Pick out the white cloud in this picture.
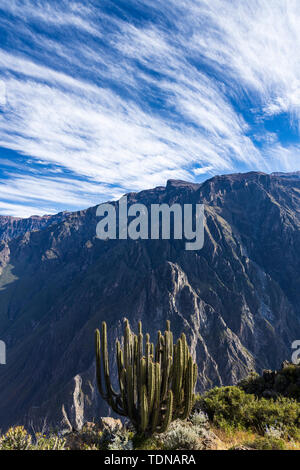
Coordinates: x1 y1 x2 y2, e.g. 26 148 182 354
0 200 53 217
163 0 300 124
193 166 214 176
0 68 261 194
1 0 100 36
0 79 6 106
263 143 300 173
0 173 125 217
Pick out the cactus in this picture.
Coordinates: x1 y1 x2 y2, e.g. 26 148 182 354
95 319 198 435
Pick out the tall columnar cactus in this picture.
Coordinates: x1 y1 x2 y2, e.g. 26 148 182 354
95 319 198 434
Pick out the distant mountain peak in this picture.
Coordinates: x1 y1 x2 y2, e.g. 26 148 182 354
166 179 201 190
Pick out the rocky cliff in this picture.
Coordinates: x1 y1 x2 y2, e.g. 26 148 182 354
0 212 68 242
0 171 300 430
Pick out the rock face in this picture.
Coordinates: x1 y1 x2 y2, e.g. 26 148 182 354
0 171 300 430
99 417 123 433
0 213 68 242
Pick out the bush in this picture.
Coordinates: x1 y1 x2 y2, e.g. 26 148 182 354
107 430 133 451
132 434 161 450
162 421 203 450
198 386 300 439
0 427 32 450
0 426 66 450
246 436 287 450
190 411 209 428
239 363 300 401
33 433 66 450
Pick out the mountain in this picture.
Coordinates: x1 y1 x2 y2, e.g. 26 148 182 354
0 212 69 242
272 171 300 180
0 171 300 431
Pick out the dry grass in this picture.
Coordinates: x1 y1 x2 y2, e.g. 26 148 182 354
211 426 256 449
285 441 300 451
211 426 300 450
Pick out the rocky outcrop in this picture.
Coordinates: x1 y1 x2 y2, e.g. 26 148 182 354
0 171 300 430
98 417 123 433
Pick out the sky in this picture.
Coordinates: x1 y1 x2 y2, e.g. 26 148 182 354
0 0 300 217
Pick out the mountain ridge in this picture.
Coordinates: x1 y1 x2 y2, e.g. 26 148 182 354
0 212 70 242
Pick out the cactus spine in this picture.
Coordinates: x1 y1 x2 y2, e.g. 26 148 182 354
95 319 197 434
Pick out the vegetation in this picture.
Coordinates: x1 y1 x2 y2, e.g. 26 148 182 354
159 416 209 450
243 435 287 450
95 319 197 435
1 391 300 450
239 362 300 400
0 426 66 450
198 385 300 440
1 359 300 450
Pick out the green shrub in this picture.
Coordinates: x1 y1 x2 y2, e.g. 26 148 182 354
190 411 209 428
0 427 32 450
239 363 300 400
198 386 300 439
132 433 161 450
239 372 266 395
0 426 66 450
247 436 287 450
33 433 66 450
107 430 133 450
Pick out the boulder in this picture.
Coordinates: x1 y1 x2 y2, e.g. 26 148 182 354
98 417 123 433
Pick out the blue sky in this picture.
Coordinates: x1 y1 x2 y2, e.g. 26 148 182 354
0 0 300 217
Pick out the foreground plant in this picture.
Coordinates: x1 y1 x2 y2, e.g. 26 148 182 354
0 426 31 450
95 319 198 435
0 426 66 450
198 386 300 439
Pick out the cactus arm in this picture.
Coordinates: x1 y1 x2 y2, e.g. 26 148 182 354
101 322 119 398
126 364 135 422
182 356 194 418
161 354 172 402
95 329 107 399
148 360 155 415
173 338 184 409
193 362 198 389
151 362 161 433
158 390 173 433
140 385 149 433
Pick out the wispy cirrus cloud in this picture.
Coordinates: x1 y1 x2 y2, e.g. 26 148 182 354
0 0 299 216
163 0 300 123
0 173 124 217
0 0 100 36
